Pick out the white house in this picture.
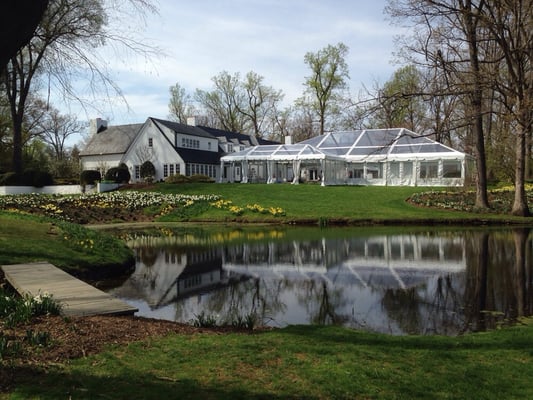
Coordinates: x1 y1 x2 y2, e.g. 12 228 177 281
220 128 475 187
79 117 278 182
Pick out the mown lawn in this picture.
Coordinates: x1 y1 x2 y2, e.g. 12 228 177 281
6 322 533 399
1 184 532 399
155 183 532 224
0 212 133 276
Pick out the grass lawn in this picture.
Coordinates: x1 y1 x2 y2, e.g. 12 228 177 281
7 322 533 399
1 184 532 399
0 212 133 276
154 183 533 224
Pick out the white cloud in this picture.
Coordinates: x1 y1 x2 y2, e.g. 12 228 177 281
52 0 401 129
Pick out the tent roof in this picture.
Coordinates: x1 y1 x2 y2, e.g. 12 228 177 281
301 129 464 159
221 128 467 163
221 143 345 162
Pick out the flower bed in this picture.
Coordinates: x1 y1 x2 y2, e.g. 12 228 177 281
408 185 533 214
0 191 286 224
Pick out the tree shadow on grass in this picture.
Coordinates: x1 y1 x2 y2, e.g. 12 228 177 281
6 364 314 400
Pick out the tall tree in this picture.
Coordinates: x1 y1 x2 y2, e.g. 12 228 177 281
3 0 156 175
195 71 247 133
168 82 195 124
483 0 532 216
37 107 85 161
194 70 284 137
303 42 350 136
237 71 284 138
370 65 428 131
386 0 491 209
4 0 106 174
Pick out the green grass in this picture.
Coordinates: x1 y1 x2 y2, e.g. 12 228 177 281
6 321 533 399
1 184 532 399
155 183 532 224
0 212 133 276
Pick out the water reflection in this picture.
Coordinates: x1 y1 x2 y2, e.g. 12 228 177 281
106 227 532 335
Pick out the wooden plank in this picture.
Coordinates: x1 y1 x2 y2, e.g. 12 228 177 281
1 261 138 317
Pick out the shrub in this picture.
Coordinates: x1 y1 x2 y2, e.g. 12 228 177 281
165 174 190 184
0 172 18 185
80 170 101 185
105 165 131 183
140 161 155 182
0 170 53 187
25 169 54 187
189 174 215 183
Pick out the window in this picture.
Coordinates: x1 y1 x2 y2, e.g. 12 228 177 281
366 163 382 179
134 165 140 179
169 164 174 175
353 165 364 179
420 161 439 179
148 138 153 147
227 143 233 152
163 164 168 178
208 142 211 150
182 137 200 149
443 161 461 178
176 164 180 174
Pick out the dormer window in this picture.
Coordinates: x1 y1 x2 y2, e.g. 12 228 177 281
227 143 233 152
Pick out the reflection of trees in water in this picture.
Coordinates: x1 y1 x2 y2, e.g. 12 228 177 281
380 276 465 335
121 227 532 334
200 276 290 326
510 229 533 318
463 228 532 332
381 287 422 335
135 246 159 268
295 279 349 326
432 275 464 334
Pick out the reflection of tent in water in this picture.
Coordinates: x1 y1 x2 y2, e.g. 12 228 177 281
223 235 466 290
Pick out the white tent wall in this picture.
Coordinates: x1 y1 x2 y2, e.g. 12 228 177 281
219 129 473 187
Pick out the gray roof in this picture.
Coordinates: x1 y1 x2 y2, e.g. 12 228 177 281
151 118 216 139
80 124 143 156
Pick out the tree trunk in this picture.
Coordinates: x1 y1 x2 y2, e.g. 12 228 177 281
511 116 530 216
473 104 490 209
11 115 23 174
463 1 489 209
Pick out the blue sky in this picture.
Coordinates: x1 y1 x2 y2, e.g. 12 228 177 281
54 0 403 130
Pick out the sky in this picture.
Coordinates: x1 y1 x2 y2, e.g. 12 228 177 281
53 0 404 133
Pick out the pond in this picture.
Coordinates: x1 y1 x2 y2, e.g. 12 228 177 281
103 225 533 335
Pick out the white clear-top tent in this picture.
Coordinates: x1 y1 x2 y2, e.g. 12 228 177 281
220 128 474 186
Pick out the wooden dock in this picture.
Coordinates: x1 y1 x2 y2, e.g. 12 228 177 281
1 262 138 317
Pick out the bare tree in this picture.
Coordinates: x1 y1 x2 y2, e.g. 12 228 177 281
482 0 532 216
195 71 247 133
237 71 284 138
3 0 157 175
37 106 85 160
386 0 492 208
194 70 285 137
